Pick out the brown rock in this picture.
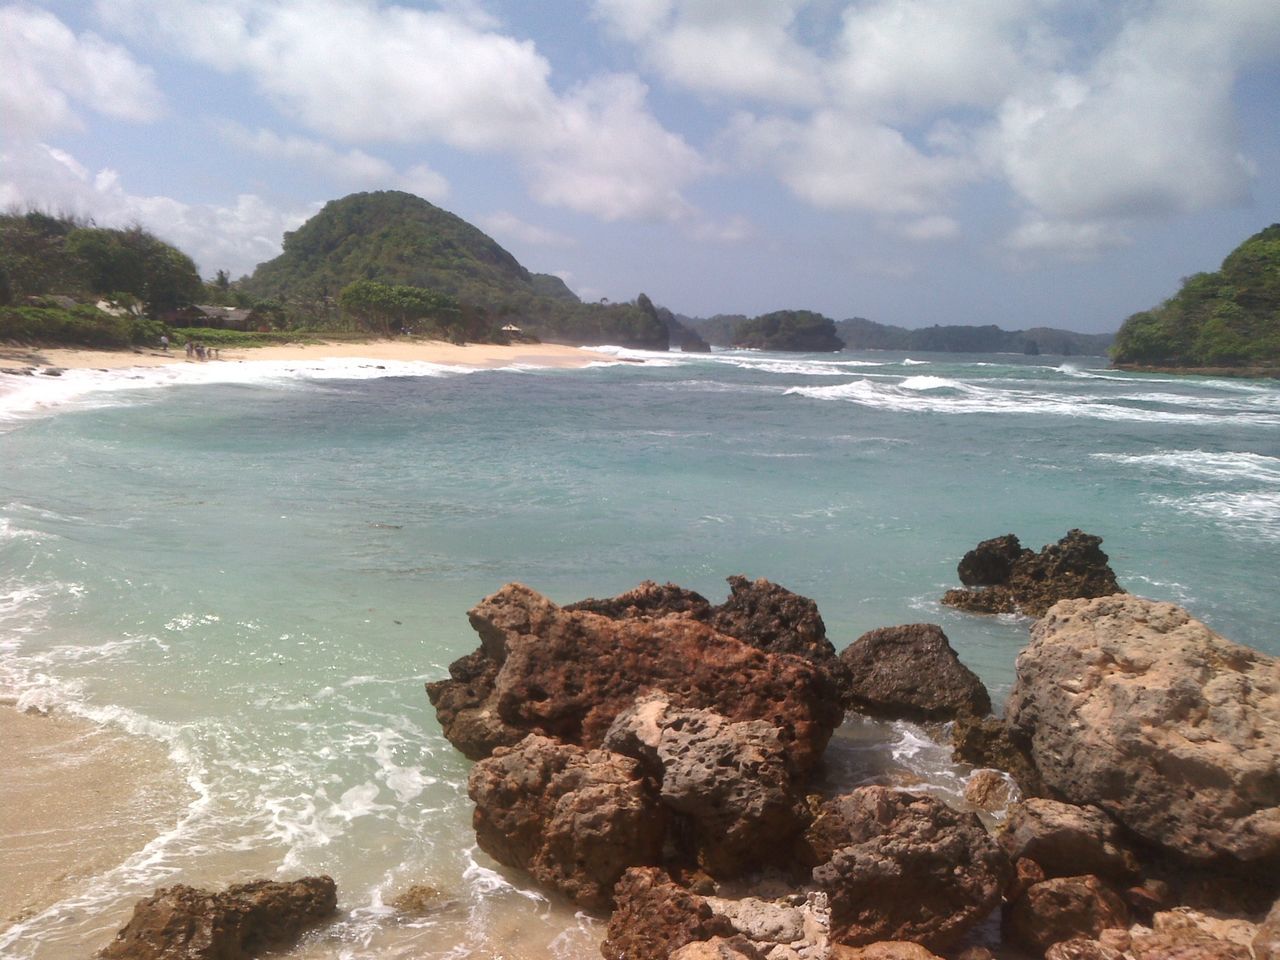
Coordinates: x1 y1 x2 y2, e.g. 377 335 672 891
950 714 1046 797
998 799 1139 882
831 942 942 959
1044 939 1124 960
467 734 664 911
709 575 839 671
424 649 522 760
942 529 1123 618
1009 857 1047 902
435 583 843 774
566 580 713 620
602 867 737 960
1003 875 1129 956
964 769 1015 811
800 786 1011 952
669 936 766 960
1005 595 1280 870
1129 927 1253 960
602 694 809 877
97 876 337 960
839 623 991 721
1255 898 1280 960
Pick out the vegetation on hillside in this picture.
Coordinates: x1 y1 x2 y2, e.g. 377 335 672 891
1111 224 1280 367
836 318 1113 356
732 310 844 352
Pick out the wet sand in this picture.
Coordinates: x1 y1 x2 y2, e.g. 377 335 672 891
0 338 612 373
0 706 192 938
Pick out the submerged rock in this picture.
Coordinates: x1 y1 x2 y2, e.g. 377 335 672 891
950 714 1046 798
799 786 1011 952
942 530 1123 617
1006 595 1280 871
97 876 336 960
839 622 990 721
467 734 664 911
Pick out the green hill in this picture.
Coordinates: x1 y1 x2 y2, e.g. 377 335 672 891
1112 224 1280 369
734 310 844 351
835 317 1113 356
241 191 667 348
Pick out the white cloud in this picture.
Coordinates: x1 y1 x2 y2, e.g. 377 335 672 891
1003 217 1133 259
94 0 704 222
728 109 968 215
478 211 576 249
0 141 309 278
894 215 960 241
219 123 449 200
689 214 756 243
0 5 162 138
828 0 1048 117
595 0 823 106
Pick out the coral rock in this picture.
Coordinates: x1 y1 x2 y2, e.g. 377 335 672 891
1003 875 1129 956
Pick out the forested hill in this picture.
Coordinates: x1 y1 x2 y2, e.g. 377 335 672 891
241 191 668 348
242 191 565 309
1111 224 1280 369
835 318 1114 356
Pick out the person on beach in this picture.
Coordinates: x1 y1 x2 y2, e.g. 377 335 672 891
185 340 194 358
195 343 206 361
160 334 169 353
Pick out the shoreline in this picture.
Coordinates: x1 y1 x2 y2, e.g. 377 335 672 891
0 705 193 943
1112 361 1280 379
0 338 615 375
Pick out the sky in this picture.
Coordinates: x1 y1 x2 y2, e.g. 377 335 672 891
2 1 1279 333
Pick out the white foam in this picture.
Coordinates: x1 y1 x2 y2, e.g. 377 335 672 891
1093 450 1280 484
899 375 970 392
901 358 930 365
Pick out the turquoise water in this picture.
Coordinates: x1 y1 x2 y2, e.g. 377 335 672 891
1 349 1277 958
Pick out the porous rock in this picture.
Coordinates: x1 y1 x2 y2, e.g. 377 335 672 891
998 799 1138 882
839 623 990 721
1044 939 1124 960
467 734 663 911
830 943 942 959
603 694 810 877
97 876 337 960
565 579 713 620
942 529 1123 617
963 769 1016 812
424 649 523 760
602 867 737 960
433 584 843 775
799 786 1011 952
709 575 841 675
1006 595 1280 869
1003 875 1129 956
670 936 767 960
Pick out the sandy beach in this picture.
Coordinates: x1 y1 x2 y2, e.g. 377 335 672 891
0 338 613 374
0 706 192 938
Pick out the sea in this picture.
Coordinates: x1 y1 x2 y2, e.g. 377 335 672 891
1 348 1277 959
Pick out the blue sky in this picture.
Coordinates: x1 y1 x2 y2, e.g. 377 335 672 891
2 0 1279 333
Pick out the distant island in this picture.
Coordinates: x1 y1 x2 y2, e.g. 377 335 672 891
1111 223 1280 374
3 190 1119 357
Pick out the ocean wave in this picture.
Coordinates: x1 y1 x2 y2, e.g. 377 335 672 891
901 358 930 365
1151 490 1280 541
784 377 1280 425
1092 450 1280 484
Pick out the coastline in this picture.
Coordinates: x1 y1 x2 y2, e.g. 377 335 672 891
0 705 192 941
0 338 614 375
1112 361 1280 379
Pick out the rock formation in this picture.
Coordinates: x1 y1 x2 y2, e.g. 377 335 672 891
998 799 1138 883
949 714 1046 798
1006 595 1280 871
1003 875 1129 955
798 787 1011 952
942 530 1123 617
602 867 739 960
602 694 810 876
467 734 664 911
428 582 844 775
97 876 336 960
839 623 990 721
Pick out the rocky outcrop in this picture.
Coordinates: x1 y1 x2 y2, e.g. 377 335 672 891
565 580 713 620
467 734 664 911
950 714 1046 798
942 530 1123 617
1003 875 1129 956
423 649 523 760
1005 595 1280 871
670 937 766 959
998 799 1138 883
430 583 843 775
799 787 1011 952
708 576 840 674
602 694 809 877
602 867 738 960
97 876 336 960
839 623 990 721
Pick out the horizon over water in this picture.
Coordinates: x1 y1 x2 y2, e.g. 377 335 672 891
1 347 1278 958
